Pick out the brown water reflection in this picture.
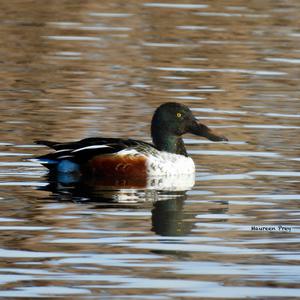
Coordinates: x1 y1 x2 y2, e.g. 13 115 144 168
0 0 300 299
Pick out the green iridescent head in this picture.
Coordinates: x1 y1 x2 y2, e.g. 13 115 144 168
151 102 228 155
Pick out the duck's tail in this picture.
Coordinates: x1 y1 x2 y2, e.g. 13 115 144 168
35 140 59 149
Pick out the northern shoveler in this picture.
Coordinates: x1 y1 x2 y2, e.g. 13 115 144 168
35 102 228 178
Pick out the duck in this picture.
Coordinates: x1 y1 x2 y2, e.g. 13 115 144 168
35 102 228 178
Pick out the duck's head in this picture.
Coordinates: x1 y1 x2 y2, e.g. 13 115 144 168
151 102 228 155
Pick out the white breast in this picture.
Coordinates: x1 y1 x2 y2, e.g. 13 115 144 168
146 173 195 191
146 152 195 176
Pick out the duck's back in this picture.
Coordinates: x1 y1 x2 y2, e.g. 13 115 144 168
35 137 194 177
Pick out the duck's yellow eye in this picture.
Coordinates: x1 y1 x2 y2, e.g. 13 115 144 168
176 112 182 118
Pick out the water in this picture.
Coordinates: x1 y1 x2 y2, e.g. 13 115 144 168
0 0 300 299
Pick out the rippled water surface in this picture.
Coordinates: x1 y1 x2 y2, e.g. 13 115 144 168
1 1 300 299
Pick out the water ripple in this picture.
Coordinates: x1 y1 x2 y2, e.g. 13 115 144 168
144 3 208 9
152 66 286 76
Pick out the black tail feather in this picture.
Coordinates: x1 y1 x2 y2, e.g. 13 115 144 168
35 140 60 149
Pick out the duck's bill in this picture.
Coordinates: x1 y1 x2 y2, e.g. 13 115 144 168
188 122 228 142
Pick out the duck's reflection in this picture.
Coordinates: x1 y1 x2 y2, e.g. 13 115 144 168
41 172 195 235
152 195 193 236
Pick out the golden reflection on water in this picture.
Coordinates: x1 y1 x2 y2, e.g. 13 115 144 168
0 0 300 298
